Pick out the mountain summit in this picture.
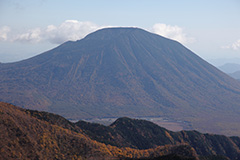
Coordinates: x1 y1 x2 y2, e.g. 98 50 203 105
1 27 240 135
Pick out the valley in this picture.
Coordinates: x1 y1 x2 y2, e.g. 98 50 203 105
77 116 192 131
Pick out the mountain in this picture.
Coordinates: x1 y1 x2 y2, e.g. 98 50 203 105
218 63 240 80
0 102 115 160
1 27 240 136
27 108 240 160
217 63 240 80
0 102 200 160
229 71 240 80
207 58 240 67
76 118 240 160
218 63 240 74
2 102 239 160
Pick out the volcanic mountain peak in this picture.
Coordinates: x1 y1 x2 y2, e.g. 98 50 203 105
84 27 141 40
1 27 240 136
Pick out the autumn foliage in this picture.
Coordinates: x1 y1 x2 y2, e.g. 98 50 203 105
0 102 198 160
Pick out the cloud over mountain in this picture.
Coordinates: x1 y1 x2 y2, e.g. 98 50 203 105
152 23 194 44
13 28 42 43
1 21 195 45
11 20 100 44
44 20 100 44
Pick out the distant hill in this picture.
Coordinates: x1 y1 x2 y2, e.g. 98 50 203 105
229 71 240 80
217 63 240 80
218 63 240 73
1 102 240 159
0 102 200 160
208 58 240 67
1 28 240 136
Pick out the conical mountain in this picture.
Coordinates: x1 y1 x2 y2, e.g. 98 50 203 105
1 27 240 135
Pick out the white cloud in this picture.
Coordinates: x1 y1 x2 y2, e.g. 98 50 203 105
152 23 194 44
10 20 101 44
44 20 100 44
13 28 42 43
1 22 195 45
222 39 240 50
0 26 11 41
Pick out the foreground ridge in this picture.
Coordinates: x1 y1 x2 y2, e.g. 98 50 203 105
1 102 240 160
0 102 198 160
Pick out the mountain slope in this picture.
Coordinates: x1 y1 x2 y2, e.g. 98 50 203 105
1 28 240 135
0 102 114 159
18 103 240 160
1 102 201 160
79 117 240 160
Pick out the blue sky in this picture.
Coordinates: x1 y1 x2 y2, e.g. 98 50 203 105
0 0 240 65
